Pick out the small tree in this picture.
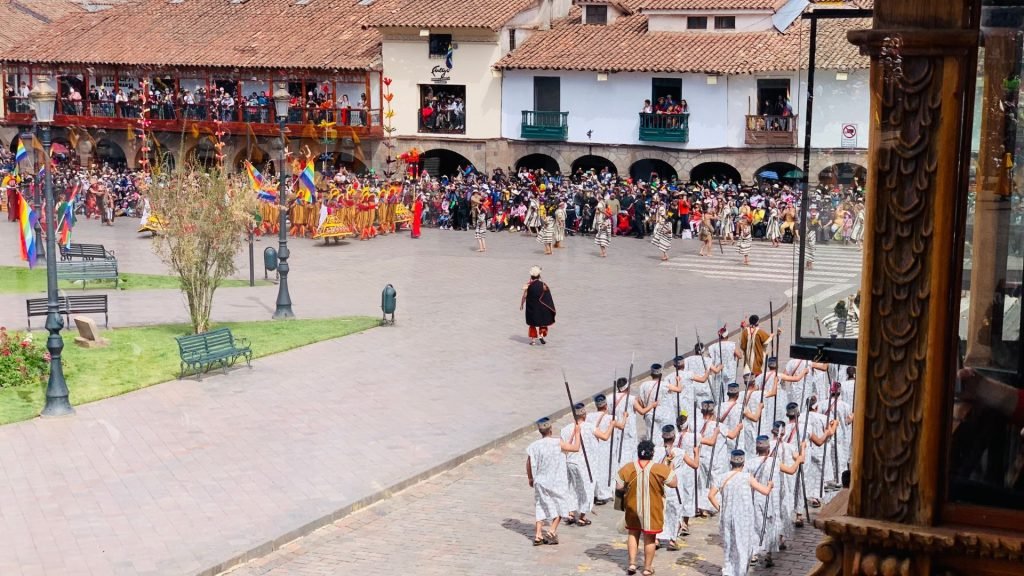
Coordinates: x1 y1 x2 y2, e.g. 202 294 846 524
146 165 256 334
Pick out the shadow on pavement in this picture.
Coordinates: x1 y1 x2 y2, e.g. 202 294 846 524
675 550 723 574
500 518 536 541
584 542 630 572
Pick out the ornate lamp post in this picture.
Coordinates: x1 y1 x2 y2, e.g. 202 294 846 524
272 84 294 319
30 76 73 417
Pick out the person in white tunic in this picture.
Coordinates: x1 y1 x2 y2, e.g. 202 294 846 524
740 371 777 456
709 450 773 576
651 205 673 261
818 384 852 495
561 402 613 527
761 357 809 428
663 354 720 430
803 396 839 509
653 420 700 549
634 364 676 442
593 200 611 257
525 196 542 232
553 202 567 248
586 393 620 505
698 400 742 515
674 411 701 533
770 420 803 550
718 382 747 453
611 377 637 475
709 336 738 397
537 214 555 255
525 417 580 545
745 435 803 568
831 382 855 477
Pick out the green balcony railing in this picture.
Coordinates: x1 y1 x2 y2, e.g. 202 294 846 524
521 110 568 140
638 112 689 143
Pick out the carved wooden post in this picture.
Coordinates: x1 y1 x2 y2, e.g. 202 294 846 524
812 1 982 574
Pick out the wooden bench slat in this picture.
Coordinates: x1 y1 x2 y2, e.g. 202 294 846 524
174 327 252 380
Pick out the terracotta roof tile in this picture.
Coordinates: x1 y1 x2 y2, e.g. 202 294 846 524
634 0 787 11
367 0 539 30
495 13 869 74
5 0 382 70
0 0 85 52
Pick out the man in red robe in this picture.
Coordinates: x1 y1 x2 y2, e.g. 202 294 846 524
411 192 423 239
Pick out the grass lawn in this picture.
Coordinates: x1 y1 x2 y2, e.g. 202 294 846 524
0 316 378 425
0 265 269 294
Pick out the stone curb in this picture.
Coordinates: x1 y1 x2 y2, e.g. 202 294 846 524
203 303 789 576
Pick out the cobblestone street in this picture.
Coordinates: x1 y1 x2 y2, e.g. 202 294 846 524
226 420 821 576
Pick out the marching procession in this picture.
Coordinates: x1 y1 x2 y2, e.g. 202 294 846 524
526 315 854 576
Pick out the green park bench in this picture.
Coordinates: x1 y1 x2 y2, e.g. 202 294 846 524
175 327 253 380
59 243 116 262
26 294 108 330
56 260 120 289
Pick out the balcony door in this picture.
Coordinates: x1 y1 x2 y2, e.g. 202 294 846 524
756 78 790 116
651 77 682 106
533 76 560 112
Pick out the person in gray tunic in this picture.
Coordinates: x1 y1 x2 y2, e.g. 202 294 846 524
526 417 580 546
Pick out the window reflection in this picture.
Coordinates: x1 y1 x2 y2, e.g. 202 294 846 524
952 3 1024 510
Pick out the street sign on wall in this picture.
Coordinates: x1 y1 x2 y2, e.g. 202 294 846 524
841 123 858 148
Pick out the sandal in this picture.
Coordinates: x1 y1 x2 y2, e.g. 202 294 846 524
577 517 592 526
678 525 690 537
533 537 544 546
642 569 655 576
566 516 577 526
627 566 637 575
666 540 680 551
543 531 559 545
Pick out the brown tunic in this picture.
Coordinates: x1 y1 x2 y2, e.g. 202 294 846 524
617 460 675 533
739 327 771 375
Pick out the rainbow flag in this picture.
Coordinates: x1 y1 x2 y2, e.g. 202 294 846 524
17 191 37 268
297 160 316 204
243 160 278 202
56 184 79 248
14 138 26 165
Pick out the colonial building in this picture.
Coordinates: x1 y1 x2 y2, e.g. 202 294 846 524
364 0 574 175
493 0 872 183
0 0 384 172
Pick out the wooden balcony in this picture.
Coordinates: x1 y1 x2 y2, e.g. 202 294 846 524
745 114 798 146
638 112 689 143
521 110 568 141
4 97 382 139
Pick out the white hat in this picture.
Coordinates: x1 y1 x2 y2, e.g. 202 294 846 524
529 266 542 277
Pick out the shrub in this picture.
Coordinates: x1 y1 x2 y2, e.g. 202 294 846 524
0 328 49 389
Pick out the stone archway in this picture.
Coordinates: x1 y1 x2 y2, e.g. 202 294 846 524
818 162 867 186
95 138 127 169
516 153 560 174
234 146 272 173
420 148 474 177
689 161 741 185
629 158 678 183
184 139 219 170
754 161 802 183
571 154 616 175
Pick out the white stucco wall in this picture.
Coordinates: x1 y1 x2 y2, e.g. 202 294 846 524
500 68 870 151
382 36 503 139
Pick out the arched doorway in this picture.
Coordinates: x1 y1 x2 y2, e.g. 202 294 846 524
94 139 127 169
419 148 473 177
629 159 678 183
689 162 741 185
234 146 272 173
571 155 616 176
818 162 866 186
185 139 218 170
516 153 560 175
135 147 175 172
754 161 802 182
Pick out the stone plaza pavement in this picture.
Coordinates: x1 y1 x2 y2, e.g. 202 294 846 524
225 418 822 576
0 218 808 575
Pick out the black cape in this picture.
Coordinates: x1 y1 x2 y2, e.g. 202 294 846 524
525 279 556 327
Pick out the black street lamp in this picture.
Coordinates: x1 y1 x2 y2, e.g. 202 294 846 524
30 76 73 417
272 83 294 319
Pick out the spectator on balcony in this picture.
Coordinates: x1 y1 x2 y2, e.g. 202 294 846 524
68 87 83 115
337 93 351 125
654 96 667 113
680 99 689 114
183 90 195 119
642 99 652 114
452 97 465 131
258 91 269 123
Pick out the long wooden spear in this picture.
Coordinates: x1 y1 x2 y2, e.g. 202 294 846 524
563 369 592 482
608 369 616 488
758 434 784 547
617 353 635 463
